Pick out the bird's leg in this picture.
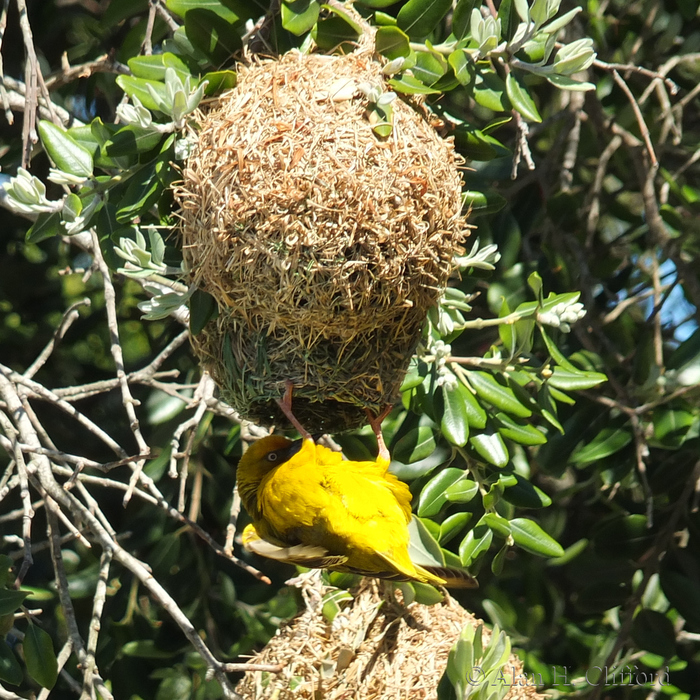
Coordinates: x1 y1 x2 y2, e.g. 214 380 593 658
365 405 393 463
276 380 313 440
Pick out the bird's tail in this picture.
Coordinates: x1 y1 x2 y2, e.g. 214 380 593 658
416 564 479 589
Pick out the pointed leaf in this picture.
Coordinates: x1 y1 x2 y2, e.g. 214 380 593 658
0 589 30 616
24 623 58 689
495 413 547 445
571 426 632 465
408 516 445 566
467 371 532 418
0 639 22 687
388 74 440 95
26 211 63 244
510 518 564 557
459 525 493 566
417 467 465 517
505 72 542 122
441 385 470 446
470 430 509 467
375 26 411 59
397 0 452 39
393 426 436 464
128 52 191 81
445 479 478 503
548 367 607 390
439 512 473 544
281 0 320 35
38 121 93 177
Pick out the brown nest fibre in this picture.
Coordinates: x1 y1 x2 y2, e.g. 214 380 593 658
177 46 468 432
235 578 545 700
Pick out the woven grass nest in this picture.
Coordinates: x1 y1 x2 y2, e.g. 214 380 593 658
235 578 544 700
177 42 469 432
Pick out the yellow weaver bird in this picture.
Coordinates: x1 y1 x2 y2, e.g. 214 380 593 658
237 386 476 588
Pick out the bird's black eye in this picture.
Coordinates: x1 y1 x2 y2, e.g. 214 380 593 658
266 452 278 462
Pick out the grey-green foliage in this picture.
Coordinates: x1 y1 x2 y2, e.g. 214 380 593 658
440 622 512 700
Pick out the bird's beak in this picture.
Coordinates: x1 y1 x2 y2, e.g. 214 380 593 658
283 438 304 461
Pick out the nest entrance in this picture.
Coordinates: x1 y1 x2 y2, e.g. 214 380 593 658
177 47 468 431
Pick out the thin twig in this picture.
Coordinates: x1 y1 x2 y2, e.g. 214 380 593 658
612 69 657 168
24 298 91 380
90 229 151 502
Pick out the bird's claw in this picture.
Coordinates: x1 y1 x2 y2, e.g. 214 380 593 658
276 381 313 440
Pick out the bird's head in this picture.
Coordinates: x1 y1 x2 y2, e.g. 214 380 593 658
236 435 304 516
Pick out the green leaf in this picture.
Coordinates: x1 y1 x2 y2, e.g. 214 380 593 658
441 385 469 446
24 623 58 689
376 26 411 59
321 589 353 622
571 426 632 466
439 512 473 545
412 582 445 605
539 326 580 372
631 610 677 659
115 154 172 223
393 426 436 464
412 51 446 85
466 371 532 418
448 50 476 87
202 70 237 95
105 125 163 158
505 72 542 122
117 75 168 112
417 467 465 517
545 73 595 91
472 70 511 112
495 413 547 445
548 367 607 391
185 9 241 64
128 52 192 81
312 14 360 51
122 640 181 658
660 570 700 630
0 589 30 616
480 512 511 537
459 525 493 566
388 74 440 95
510 518 564 557
452 0 477 40
0 639 22 687
281 0 320 35
189 289 218 335
26 211 63 244
469 429 509 467
444 479 478 503
38 121 93 177
408 516 445 566
652 406 694 446
455 382 487 428
389 445 450 480
462 189 507 214
167 0 241 22
397 0 452 39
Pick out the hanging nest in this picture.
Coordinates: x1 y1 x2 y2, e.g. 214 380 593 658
235 578 545 700
176 42 469 432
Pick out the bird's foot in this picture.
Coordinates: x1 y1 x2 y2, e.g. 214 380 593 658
365 405 393 463
276 380 313 440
